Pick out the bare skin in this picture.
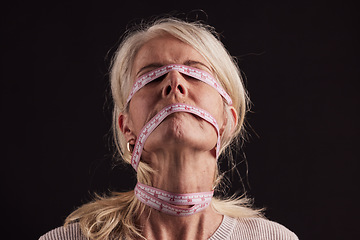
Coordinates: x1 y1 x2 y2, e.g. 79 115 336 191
119 35 237 240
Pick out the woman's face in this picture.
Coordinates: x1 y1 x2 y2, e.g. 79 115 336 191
121 35 229 157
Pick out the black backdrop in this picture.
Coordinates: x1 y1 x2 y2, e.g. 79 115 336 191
2 1 358 239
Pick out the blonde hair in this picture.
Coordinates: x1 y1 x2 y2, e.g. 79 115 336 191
65 17 262 239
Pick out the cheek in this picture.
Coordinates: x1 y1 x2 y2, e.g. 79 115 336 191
196 86 225 125
128 98 151 134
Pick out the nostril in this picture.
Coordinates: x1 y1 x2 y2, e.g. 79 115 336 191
177 85 184 94
165 85 172 95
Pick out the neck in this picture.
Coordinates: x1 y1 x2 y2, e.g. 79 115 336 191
136 147 222 239
143 146 217 193
138 202 223 240
135 140 223 239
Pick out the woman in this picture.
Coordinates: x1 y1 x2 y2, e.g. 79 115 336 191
40 17 298 240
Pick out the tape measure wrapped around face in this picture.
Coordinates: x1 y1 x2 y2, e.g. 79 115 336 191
124 64 232 216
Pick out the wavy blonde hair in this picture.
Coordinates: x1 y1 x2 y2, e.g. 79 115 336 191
65 17 262 239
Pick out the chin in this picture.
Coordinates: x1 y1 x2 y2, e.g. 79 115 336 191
146 114 217 152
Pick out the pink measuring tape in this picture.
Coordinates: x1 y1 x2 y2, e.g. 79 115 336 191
131 103 220 171
126 64 232 106
135 182 213 216
126 64 232 216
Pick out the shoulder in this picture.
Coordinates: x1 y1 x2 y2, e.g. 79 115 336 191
232 217 298 240
39 222 88 240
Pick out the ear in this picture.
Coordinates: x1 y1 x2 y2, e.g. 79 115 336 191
228 106 238 133
118 113 136 145
219 106 238 135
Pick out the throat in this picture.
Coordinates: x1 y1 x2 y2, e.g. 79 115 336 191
138 198 224 240
143 149 217 194
134 182 213 217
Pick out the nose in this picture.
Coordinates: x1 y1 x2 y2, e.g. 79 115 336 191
162 70 188 98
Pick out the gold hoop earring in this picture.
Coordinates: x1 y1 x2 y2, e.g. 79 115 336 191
127 142 134 153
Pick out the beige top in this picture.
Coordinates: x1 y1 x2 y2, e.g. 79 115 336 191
40 215 298 240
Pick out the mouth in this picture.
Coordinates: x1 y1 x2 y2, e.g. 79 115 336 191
145 103 200 124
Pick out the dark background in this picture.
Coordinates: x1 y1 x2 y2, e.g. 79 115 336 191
2 0 358 239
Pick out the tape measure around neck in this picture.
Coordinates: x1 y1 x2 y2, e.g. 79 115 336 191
135 182 213 216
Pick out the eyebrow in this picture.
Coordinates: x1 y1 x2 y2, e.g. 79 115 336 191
136 60 212 77
136 63 164 77
183 60 212 72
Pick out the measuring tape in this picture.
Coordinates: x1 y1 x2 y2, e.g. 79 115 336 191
135 182 213 216
125 64 232 216
127 64 232 106
131 103 220 171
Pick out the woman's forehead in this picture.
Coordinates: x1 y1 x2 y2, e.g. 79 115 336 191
132 36 211 78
